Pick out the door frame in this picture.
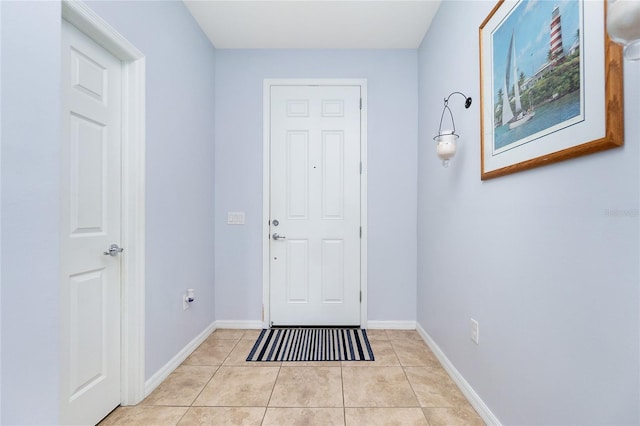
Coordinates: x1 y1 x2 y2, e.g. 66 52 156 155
61 0 146 408
262 78 368 328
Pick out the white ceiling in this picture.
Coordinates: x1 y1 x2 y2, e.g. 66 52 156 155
183 1 442 49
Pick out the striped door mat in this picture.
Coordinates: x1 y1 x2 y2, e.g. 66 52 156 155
246 328 374 362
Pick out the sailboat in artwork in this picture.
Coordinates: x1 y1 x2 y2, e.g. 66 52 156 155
501 31 534 129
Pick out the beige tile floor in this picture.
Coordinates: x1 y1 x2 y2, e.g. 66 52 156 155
101 329 485 426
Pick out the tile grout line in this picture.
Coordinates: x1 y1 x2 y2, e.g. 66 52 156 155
341 361 347 425
183 332 243 410
261 359 282 424
171 405 189 426
184 363 221 408
400 363 431 423
389 333 432 424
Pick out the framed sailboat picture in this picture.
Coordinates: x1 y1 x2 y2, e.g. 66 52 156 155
479 0 623 180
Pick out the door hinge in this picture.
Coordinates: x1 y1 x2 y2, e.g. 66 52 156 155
359 162 362 174
360 291 362 302
359 98 362 110
359 226 362 238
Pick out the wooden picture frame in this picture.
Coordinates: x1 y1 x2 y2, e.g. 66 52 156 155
479 0 624 180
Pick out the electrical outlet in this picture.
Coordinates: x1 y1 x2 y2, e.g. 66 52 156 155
183 294 190 310
183 289 195 310
470 318 479 344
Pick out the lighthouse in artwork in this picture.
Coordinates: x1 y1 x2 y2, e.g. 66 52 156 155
550 5 564 61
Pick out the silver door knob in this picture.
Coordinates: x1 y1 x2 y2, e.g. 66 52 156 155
272 233 286 240
104 244 124 256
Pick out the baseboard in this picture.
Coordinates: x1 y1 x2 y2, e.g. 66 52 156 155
214 320 264 329
144 321 216 397
416 323 501 425
367 320 416 330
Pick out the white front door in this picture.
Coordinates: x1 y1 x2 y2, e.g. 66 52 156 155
269 85 362 326
60 19 123 425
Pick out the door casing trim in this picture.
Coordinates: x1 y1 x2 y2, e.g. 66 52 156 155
262 78 368 328
61 0 146 409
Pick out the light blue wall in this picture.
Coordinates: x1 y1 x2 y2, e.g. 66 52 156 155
0 1 4 422
1 2 61 423
214 50 418 323
1 1 216 423
417 1 639 424
86 0 217 381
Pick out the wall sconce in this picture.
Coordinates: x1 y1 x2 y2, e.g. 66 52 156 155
607 0 640 60
433 91 472 167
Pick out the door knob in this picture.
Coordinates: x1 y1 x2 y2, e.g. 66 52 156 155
272 233 286 240
104 244 124 256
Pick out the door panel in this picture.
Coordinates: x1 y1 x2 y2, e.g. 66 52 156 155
270 85 361 326
286 239 309 303
69 114 106 234
321 131 345 219
69 269 106 400
287 131 309 219
321 239 344 302
61 20 122 425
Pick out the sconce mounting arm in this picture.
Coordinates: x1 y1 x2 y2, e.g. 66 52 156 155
444 91 472 109
437 91 472 136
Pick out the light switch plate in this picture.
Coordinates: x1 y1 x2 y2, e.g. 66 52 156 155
227 212 245 225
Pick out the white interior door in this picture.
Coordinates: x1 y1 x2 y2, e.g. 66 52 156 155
269 85 361 326
60 19 123 425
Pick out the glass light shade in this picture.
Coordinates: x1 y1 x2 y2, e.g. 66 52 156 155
436 132 458 168
607 0 640 60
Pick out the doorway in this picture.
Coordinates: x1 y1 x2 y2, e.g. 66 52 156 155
262 79 368 327
60 2 145 424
